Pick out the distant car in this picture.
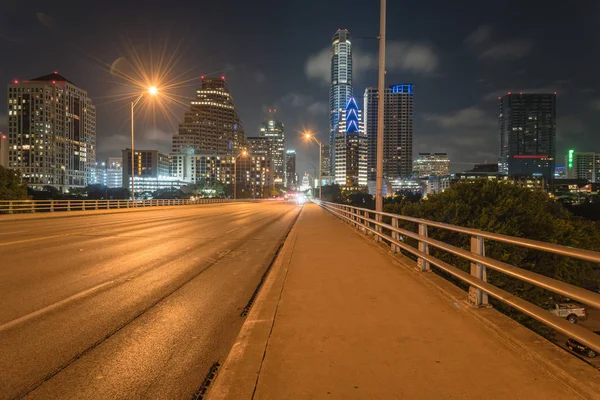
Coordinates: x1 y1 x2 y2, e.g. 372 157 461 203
549 303 587 324
566 331 600 358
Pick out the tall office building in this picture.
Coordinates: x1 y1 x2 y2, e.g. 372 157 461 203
335 97 367 188
259 110 285 180
0 133 8 168
286 149 297 190
7 72 96 191
364 84 414 186
499 93 556 180
172 77 246 156
566 150 600 182
413 153 450 178
329 29 353 176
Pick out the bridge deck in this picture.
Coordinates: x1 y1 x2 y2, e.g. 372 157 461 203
210 203 598 400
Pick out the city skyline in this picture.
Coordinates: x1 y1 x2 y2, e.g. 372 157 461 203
2 1 600 180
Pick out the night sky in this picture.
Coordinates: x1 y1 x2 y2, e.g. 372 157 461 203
1 0 599 176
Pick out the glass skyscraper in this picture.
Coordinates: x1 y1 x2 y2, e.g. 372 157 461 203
499 93 556 181
329 29 353 176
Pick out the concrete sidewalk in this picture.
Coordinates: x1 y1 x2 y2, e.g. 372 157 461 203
208 203 599 400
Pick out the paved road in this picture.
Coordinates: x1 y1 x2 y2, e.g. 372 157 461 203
0 202 300 399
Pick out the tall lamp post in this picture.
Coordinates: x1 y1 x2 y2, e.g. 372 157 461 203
131 86 158 204
233 149 248 200
375 0 386 214
304 132 323 201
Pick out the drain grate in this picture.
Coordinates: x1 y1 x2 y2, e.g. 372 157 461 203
191 362 220 400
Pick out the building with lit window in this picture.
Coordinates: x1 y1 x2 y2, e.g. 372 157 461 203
286 150 297 190
426 173 547 196
413 153 450 178
566 150 600 182
499 93 556 181
7 72 96 191
0 133 8 168
259 109 285 182
334 97 367 189
122 149 185 196
172 76 246 156
169 149 273 198
364 84 414 188
329 29 353 176
91 157 122 188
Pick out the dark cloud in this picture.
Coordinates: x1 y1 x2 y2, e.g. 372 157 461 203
479 39 533 60
464 24 492 46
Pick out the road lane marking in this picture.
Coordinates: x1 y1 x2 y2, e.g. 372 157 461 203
226 227 239 234
0 230 29 235
0 280 116 332
0 231 81 247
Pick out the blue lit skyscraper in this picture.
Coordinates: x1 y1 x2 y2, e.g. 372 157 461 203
329 29 353 176
335 97 367 188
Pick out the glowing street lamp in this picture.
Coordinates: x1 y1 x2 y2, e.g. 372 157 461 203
233 149 248 200
130 86 159 203
304 131 323 201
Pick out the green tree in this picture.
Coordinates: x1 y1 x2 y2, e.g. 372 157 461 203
0 166 28 200
321 184 342 203
400 180 600 337
190 179 226 197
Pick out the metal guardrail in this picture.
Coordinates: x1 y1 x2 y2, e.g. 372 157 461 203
316 200 600 355
0 198 235 214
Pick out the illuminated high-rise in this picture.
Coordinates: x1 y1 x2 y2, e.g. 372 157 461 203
259 109 285 181
335 97 367 188
364 84 414 185
172 76 246 156
499 93 556 180
7 72 96 191
329 29 353 176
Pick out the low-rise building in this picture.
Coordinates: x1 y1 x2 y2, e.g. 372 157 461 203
413 153 450 178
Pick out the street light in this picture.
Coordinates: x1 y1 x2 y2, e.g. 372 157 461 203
304 131 322 201
131 86 159 203
233 149 248 200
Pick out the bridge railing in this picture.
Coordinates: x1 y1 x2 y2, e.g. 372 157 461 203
0 198 235 214
316 200 600 354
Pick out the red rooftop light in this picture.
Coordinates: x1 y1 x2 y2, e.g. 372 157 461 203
13 80 18 84
54 71 58 74
52 81 56 84
221 76 225 80
507 91 511 95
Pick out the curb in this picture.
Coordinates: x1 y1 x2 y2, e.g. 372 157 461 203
206 210 300 399
0 203 235 222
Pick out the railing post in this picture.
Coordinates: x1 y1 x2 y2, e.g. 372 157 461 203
417 224 430 271
95 200 99 210
67 200 71 212
468 235 489 307
31 201 35 213
50 200 55 213
8 201 13 214
391 217 399 253
375 213 382 242
363 210 369 234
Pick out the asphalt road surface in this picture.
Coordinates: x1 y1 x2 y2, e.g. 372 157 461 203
0 202 301 399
